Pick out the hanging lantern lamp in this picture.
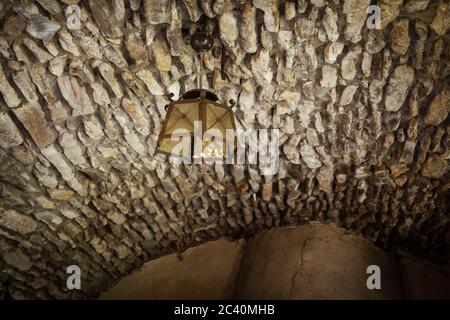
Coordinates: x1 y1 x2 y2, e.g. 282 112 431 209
155 28 236 162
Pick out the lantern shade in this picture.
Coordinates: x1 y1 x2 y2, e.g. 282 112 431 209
156 89 236 160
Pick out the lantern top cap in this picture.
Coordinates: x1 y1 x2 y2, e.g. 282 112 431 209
180 89 219 102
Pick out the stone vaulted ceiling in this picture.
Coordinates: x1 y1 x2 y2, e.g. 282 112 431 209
0 0 449 299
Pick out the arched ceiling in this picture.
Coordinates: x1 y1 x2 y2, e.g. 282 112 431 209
0 0 449 299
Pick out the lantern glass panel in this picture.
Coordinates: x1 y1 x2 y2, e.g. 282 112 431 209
156 90 236 160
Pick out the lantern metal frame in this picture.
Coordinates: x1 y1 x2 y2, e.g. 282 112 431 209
155 89 237 161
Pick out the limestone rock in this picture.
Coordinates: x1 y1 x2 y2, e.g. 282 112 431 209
0 37 9 59
122 97 150 136
421 155 447 179
35 196 55 209
219 12 238 48
402 0 430 13
59 133 88 167
3 249 32 271
306 128 320 146
13 102 56 149
341 49 361 81
83 116 104 140
58 29 80 56
251 49 273 87
22 37 54 63
0 112 23 148
125 29 148 65
253 0 280 32
379 0 402 29
136 69 164 95
431 2 450 36
60 208 80 219
41 144 87 195
90 83 111 106
151 37 172 72
182 0 202 22
48 55 67 76
317 165 334 193
26 14 60 40
43 40 58 56
12 69 38 102
385 65 414 112
34 210 63 228
322 7 339 42
300 144 322 169
124 130 147 155
48 189 75 201
41 144 73 179
365 31 386 54
166 3 185 56
0 210 37 234
201 0 215 18
144 0 170 24
425 87 449 126
324 41 344 64
390 19 410 55
98 63 123 98
89 0 125 38
36 0 62 16
320 65 337 88
3 15 27 36
340 85 359 106
343 0 371 43
102 44 128 70
57 76 95 116
239 4 257 54
78 35 102 60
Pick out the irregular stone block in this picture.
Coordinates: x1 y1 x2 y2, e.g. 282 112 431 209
324 41 344 64
425 87 449 126
26 14 60 40
58 29 80 56
239 4 257 54
322 7 339 42
12 69 38 102
384 65 414 112
143 0 170 24
136 69 164 95
320 65 337 88
431 2 450 36
59 132 88 167
0 112 23 148
89 0 125 38
0 65 21 108
98 63 123 98
0 210 37 234
253 0 280 32
390 19 410 55
22 37 54 63
3 249 32 271
219 12 238 47
421 154 447 179
13 102 56 149
57 76 95 116
34 210 63 229
300 144 322 169
340 85 358 106
151 37 172 72
343 0 371 42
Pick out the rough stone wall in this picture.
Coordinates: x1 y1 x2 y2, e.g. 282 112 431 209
0 0 449 299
